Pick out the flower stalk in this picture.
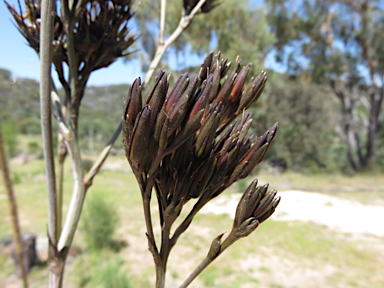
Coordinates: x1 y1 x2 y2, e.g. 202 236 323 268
123 52 279 287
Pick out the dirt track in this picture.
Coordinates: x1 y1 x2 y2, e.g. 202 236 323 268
201 190 384 237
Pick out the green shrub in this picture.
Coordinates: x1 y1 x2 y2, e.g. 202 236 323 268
82 158 95 173
1 121 18 157
27 141 40 155
81 192 119 250
74 253 131 288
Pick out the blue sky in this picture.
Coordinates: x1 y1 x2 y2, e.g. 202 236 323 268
0 0 145 86
0 0 283 86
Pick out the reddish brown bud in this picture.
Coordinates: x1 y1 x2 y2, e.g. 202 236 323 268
124 78 142 127
229 63 251 102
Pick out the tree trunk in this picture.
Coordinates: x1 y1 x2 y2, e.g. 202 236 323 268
334 85 383 171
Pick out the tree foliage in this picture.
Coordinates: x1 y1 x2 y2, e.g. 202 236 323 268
132 0 275 74
267 0 384 171
254 73 339 172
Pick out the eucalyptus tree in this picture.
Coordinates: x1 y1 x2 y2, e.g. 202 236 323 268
267 0 384 171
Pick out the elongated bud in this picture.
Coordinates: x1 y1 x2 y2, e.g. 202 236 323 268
124 78 142 127
207 233 224 259
147 71 168 126
238 71 267 112
238 143 269 178
267 122 278 143
235 218 259 238
258 196 281 223
189 77 212 120
129 106 151 172
199 51 214 80
166 77 199 137
229 63 251 103
195 110 220 157
238 118 253 144
208 65 223 102
215 72 236 104
234 179 258 228
165 73 189 114
177 109 204 142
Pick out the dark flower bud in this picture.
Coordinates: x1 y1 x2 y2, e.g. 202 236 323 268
165 74 190 114
235 218 259 238
238 143 269 178
195 110 221 157
234 179 259 228
229 63 251 103
199 52 214 80
207 233 224 260
129 105 151 172
233 181 280 237
146 71 168 126
258 196 281 223
124 78 143 127
238 71 267 112
189 76 212 120
208 64 223 102
166 77 199 137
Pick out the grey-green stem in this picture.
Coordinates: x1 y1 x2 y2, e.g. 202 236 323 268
179 231 239 288
142 0 207 86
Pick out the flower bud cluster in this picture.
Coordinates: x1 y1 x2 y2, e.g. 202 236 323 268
6 0 136 83
233 180 281 238
123 52 278 216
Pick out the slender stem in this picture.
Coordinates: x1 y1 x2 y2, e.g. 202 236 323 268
179 257 212 288
0 129 28 288
159 0 166 44
57 127 85 252
142 0 207 85
57 160 64 234
160 221 171 263
83 121 122 190
40 0 58 245
139 176 164 288
57 102 68 235
61 0 78 104
179 231 238 288
142 176 156 247
49 76 82 288
170 197 208 248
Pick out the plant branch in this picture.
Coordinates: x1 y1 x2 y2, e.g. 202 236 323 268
83 121 123 190
179 231 238 288
159 0 166 44
142 0 207 85
51 92 86 252
40 0 58 245
0 129 28 288
170 197 208 248
52 79 86 265
61 0 78 127
179 257 211 288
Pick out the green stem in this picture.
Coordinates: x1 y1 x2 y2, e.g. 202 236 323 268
179 257 212 288
179 231 238 288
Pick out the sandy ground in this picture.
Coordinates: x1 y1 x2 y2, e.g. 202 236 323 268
201 190 384 237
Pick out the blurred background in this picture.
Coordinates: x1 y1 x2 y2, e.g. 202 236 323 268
0 0 383 287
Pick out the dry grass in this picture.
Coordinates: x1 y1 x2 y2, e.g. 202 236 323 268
1 155 384 287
